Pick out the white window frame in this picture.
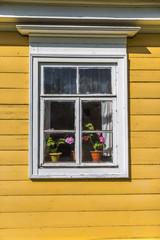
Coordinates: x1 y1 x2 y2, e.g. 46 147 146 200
30 56 128 178
16 25 140 179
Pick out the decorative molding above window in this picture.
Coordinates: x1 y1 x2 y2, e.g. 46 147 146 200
16 25 140 38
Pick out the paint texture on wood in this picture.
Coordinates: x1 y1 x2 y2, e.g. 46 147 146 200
1 179 160 196
0 32 160 239
0 227 160 240
129 70 160 82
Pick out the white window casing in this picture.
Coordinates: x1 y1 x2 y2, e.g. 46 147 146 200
17 25 140 179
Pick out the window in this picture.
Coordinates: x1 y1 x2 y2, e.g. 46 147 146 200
17 25 140 178
41 65 115 166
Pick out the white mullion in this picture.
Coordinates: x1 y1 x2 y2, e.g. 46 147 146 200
75 98 80 164
40 97 45 165
41 65 44 95
76 67 79 94
79 98 83 164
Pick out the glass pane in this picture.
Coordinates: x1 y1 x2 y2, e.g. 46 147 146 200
82 132 113 163
44 67 76 94
79 68 111 94
82 101 113 131
44 101 75 130
44 133 75 163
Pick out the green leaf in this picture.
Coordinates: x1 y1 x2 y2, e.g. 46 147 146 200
46 137 55 147
85 123 94 131
56 138 65 147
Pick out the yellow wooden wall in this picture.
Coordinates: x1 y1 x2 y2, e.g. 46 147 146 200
0 32 160 240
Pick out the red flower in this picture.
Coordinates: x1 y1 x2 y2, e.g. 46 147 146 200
82 136 89 141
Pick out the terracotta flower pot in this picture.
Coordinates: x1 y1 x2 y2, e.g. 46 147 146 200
49 152 62 162
90 151 102 162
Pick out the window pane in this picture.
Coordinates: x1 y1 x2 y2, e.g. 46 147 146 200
44 67 76 94
79 68 111 94
82 101 113 131
44 101 75 130
44 133 75 163
82 132 113 163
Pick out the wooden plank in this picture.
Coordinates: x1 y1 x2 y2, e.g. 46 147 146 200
0 151 28 165
0 120 28 134
127 34 160 47
0 46 29 57
0 105 29 119
1 165 159 181
1 211 160 228
0 89 28 104
1 195 160 213
131 132 160 148
0 32 28 46
131 165 160 179
0 226 160 240
130 115 160 131
130 83 160 98
130 99 160 115
129 70 160 82
0 136 28 150
128 47 160 58
131 148 160 165
0 73 29 88
1 179 159 196
0 166 28 181
0 57 29 73
129 58 160 70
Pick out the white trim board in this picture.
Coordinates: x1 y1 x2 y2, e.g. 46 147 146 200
17 25 140 37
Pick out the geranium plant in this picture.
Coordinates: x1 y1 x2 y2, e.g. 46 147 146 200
46 137 66 153
85 123 106 151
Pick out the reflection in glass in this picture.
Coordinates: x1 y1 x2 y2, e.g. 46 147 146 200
82 101 112 131
82 132 113 163
44 133 75 163
79 68 111 94
44 101 75 130
44 67 76 94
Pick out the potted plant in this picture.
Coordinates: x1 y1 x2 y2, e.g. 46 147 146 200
46 137 65 162
85 123 106 162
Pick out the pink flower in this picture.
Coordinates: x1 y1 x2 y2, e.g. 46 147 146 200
82 136 89 141
99 136 105 144
97 132 101 137
65 137 74 144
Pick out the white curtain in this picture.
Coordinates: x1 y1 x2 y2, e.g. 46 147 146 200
101 101 112 156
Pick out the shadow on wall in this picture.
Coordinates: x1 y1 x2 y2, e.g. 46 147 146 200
128 46 151 55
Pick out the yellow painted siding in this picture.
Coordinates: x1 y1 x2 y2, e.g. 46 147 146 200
0 32 160 240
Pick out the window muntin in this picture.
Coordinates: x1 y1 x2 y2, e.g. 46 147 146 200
40 65 116 166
